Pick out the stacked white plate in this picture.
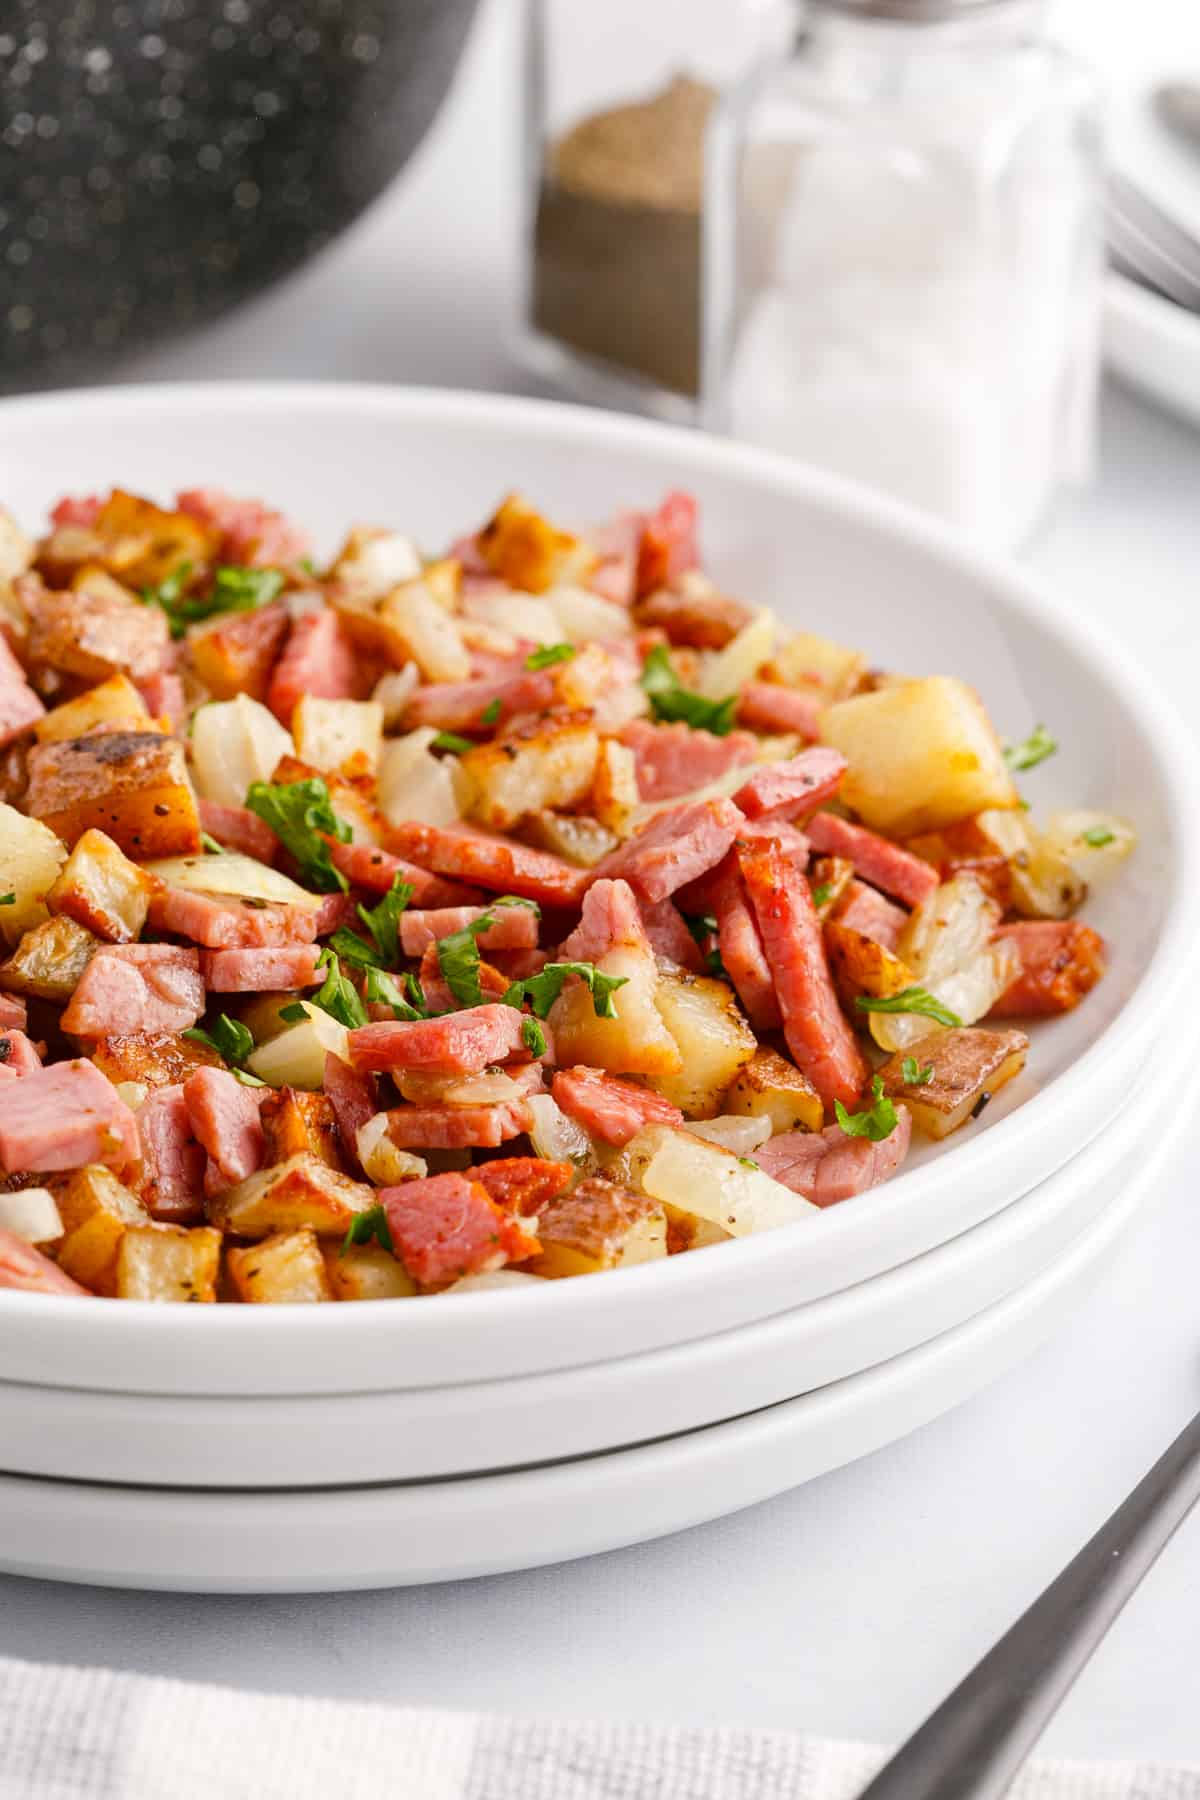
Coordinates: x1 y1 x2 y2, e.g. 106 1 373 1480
0 385 1195 1592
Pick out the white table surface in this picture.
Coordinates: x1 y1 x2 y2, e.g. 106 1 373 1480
5 0 1200 1765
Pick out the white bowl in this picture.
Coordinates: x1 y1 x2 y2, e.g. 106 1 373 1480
0 1026 1180 1489
0 383 1195 1397
2 1082 1184 1594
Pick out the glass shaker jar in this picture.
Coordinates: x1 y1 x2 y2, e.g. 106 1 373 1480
703 0 1103 551
520 0 794 421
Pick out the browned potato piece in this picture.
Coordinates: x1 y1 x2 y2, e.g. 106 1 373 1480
322 1242 417 1301
91 1030 220 1089
0 914 97 999
876 1026 1029 1139
33 674 154 745
85 489 216 589
809 855 855 920
824 920 915 1012
26 731 201 858
26 582 170 684
47 828 159 943
260 1088 343 1170
476 493 595 593
527 1176 666 1278
227 1227 335 1303
521 811 617 869
187 602 289 703
53 1165 150 1295
210 1152 375 1239
590 738 640 839
651 972 757 1118
462 716 600 832
724 1047 823 1135
115 1223 221 1302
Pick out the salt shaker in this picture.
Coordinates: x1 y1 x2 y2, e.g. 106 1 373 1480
703 0 1104 551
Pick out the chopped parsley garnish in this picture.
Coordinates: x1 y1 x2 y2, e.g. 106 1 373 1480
809 882 833 910
835 1076 899 1143
683 910 725 977
525 642 576 670
737 1157 760 1170
141 562 285 638
501 960 628 1020
855 987 963 1029
328 875 414 969
244 776 351 893
341 1204 393 1257
301 948 368 1029
0 893 14 906
480 698 502 726
1003 725 1057 773
198 831 225 855
363 965 427 1022
900 1056 934 1086
435 899 541 1011
299 555 317 577
430 731 475 754
521 1016 547 1057
640 643 737 737
183 1013 256 1069
1081 825 1115 848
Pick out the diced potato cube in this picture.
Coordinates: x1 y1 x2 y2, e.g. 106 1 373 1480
590 738 640 838
821 677 1017 837
1040 810 1137 888
259 1087 342 1169
227 1227 335 1304
91 1030 220 1089
377 728 464 831
294 697 384 775
190 693 295 811
522 812 617 868
868 874 1012 1053
144 850 321 912
0 509 33 583
329 526 422 599
548 942 682 1079
545 583 634 644
766 630 865 703
371 664 421 728
322 1242 418 1300
696 608 775 702
877 1026 1029 1139
635 1125 819 1237
47 828 158 943
115 1223 221 1302
527 1176 666 1278
33 674 153 745
973 809 1085 921
650 972 757 1118
462 718 599 831
26 731 201 859
209 1151 374 1238
465 589 561 645
824 920 915 1012
246 1007 350 1091
0 1186 63 1245
27 579 169 684
88 488 217 589
54 1164 150 1295
476 494 595 594
0 913 97 998
684 1114 773 1156
379 580 471 681
724 1048 823 1136
0 802 68 944
187 602 288 703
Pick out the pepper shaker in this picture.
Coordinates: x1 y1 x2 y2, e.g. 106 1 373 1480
703 0 1104 551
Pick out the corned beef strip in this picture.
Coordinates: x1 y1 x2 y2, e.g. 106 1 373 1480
636 490 699 597
349 1004 529 1076
635 585 752 650
386 821 590 906
0 632 44 748
402 670 557 733
560 877 647 963
0 995 27 1032
552 1067 683 1148
738 838 867 1110
833 880 907 952
136 668 187 733
733 748 847 822
184 1066 265 1186
805 812 938 908
638 896 704 972
399 904 539 958
618 720 759 803
385 1100 532 1150
0 1228 91 1295
380 1171 539 1286
149 889 319 949
709 856 781 1033
413 942 510 1017
322 1052 378 1170
473 1157 573 1213
0 1030 43 1078
267 609 358 726
989 921 1107 1017
134 1083 206 1222
327 839 484 907
197 799 280 865
596 798 743 904
176 486 311 568
755 1108 912 1207
202 945 322 992
736 680 822 741
0 1060 139 1173
61 944 205 1037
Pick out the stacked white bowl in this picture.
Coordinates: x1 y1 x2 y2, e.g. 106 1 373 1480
0 387 1194 1592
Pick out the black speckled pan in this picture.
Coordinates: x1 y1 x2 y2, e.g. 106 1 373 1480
0 0 479 391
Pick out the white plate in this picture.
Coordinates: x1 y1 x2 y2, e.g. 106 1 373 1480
1 1025 1184 1490
1105 275 1200 432
0 384 1195 1398
1 1092 1183 1593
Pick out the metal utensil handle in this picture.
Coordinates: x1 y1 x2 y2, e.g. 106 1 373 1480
859 1405 1200 1800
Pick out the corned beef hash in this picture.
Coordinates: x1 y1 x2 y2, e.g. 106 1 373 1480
0 486 1133 1304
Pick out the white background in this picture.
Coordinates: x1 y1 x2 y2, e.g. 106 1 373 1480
4 0 1200 1763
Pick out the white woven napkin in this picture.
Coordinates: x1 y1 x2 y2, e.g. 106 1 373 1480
2 1654 1198 1800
